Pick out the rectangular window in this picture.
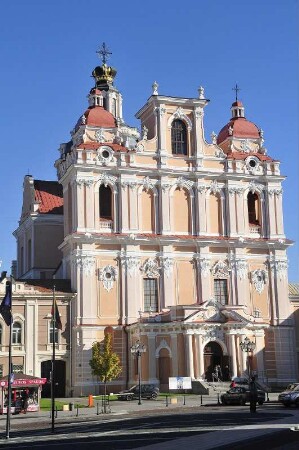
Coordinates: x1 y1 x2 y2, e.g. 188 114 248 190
0 365 3 378
214 279 228 305
12 364 24 374
49 326 59 344
144 278 158 312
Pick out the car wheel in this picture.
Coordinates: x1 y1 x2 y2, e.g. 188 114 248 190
258 401 264 405
240 398 246 406
222 399 227 406
126 395 133 401
151 393 158 400
295 399 299 408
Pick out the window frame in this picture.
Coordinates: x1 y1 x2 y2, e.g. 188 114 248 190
171 119 188 156
12 322 22 345
143 278 159 313
213 279 229 306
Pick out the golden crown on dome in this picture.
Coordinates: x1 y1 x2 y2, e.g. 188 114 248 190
92 42 117 86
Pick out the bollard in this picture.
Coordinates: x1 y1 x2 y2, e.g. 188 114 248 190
183 395 186 406
88 394 94 408
200 395 203 406
266 392 269 402
166 395 168 407
97 402 99 415
55 406 58 418
217 393 220 405
76 404 79 417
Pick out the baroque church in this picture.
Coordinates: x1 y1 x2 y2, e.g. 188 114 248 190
1 46 297 395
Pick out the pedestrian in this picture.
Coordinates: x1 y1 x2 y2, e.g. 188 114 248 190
249 376 258 413
223 365 230 381
21 389 29 414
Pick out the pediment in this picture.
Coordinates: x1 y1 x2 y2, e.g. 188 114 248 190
185 300 251 325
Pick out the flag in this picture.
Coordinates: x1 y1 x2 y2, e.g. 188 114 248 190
0 281 12 326
51 298 62 330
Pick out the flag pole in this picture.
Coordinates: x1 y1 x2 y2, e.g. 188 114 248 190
6 280 13 439
51 283 56 433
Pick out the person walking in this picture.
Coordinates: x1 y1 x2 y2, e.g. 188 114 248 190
249 376 258 413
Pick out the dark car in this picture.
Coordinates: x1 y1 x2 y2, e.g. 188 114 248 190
221 386 265 406
278 383 299 404
279 385 299 407
117 384 159 401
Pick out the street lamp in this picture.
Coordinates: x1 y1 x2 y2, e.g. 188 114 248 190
131 340 146 405
240 337 256 379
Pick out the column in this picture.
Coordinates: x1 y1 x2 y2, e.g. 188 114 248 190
229 334 237 378
160 252 175 308
147 334 157 382
171 334 178 376
255 333 265 381
196 187 207 235
186 333 194 379
196 253 211 303
85 182 94 230
160 181 171 234
227 188 237 236
196 334 205 379
240 335 247 375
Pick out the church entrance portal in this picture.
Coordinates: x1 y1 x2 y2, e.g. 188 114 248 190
204 342 224 381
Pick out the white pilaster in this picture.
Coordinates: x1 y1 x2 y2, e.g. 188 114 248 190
186 332 194 379
196 334 205 379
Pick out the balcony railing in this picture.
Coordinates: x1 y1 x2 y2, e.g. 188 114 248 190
99 219 113 231
249 224 261 234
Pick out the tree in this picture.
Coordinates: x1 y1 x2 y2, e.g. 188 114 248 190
89 332 122 407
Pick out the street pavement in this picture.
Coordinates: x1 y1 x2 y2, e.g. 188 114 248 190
0 393 298 449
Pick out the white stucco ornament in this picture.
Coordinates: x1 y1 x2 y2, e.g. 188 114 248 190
159 256 174 278
235 259 248 280
212 260 230 279
99 265 118 292
251 269 268 294
141 258 160 278
120 255 140 276
74 256 96 275
196 257 210 278
209 180 221 195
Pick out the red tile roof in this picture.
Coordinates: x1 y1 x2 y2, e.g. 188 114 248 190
217 117 260 144
227 152 273 162
34 180 63 214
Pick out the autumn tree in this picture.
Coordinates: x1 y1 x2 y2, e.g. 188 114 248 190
89 332 122 403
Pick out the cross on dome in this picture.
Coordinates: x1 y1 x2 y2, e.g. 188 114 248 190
96 42 112 65
232 83 241 102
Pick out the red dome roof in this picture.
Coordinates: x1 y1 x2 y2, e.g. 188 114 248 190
84 106 116 128
217 117 260 145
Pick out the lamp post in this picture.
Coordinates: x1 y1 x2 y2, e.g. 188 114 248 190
131 341 146 405
240 337 256 379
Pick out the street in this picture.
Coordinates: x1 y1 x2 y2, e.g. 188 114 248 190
0 401 299 449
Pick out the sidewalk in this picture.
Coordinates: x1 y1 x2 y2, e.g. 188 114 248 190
0 393 294 450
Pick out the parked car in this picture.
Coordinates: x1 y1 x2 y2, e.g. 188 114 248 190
117 384 159 401
279 385 299 407
278 384 299 404
221 386 265 406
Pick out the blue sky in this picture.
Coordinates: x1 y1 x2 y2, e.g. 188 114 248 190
0 0 298 281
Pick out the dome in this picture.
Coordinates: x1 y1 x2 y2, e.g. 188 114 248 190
217 100 260 145
77 106 116 129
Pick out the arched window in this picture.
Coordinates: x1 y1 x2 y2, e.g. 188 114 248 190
247 192 260 225
12 322 22 344
99 185 113 220
0 324 2 345
171 119 187 155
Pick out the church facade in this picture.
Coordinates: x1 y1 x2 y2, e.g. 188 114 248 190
12 50 297 394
